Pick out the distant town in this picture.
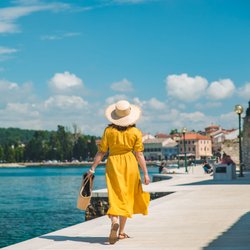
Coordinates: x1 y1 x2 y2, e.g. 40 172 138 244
141 124 239 163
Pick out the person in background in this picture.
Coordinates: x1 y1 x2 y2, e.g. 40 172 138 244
87 100 150 245
159 161 168 174
203 161 213 174
221 153 235 166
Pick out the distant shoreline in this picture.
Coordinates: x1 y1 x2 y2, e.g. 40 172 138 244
0 161 159 168
0 162 100 168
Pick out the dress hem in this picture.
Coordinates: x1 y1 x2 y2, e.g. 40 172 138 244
107 211 148 218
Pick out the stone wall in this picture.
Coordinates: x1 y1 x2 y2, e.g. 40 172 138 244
243 116 250 170
85 192 173 221
221 140 239 164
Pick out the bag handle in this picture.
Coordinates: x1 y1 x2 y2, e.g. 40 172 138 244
81 174 94 194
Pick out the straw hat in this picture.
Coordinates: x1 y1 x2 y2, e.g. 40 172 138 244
105 100 141 126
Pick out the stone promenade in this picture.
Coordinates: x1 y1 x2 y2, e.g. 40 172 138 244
2 165 250 250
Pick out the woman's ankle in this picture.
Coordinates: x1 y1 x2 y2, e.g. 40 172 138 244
111 217 118 225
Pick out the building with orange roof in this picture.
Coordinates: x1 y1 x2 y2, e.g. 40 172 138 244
205 124 220 134
179 133 212 160
208 127 239 155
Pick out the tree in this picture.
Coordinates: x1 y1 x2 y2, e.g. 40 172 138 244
47 132 61 161
4 145 15 163
170 129 178 135
0 125 99 163
15 145 25 162
88 136 98 158
56 125 73 161
24 131 48 162
0 146 4 162
73 136 88 161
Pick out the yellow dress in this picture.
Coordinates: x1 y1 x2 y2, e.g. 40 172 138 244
99 126 150 218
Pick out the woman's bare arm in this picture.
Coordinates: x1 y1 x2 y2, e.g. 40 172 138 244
88 151 106 174
135 151 150 185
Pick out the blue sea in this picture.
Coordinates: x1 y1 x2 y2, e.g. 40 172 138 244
0 165 159 248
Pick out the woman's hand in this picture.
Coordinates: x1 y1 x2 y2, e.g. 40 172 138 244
144 173 150 185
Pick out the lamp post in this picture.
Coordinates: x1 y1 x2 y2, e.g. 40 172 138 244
177 140 180 169
234 104 244 177
182 127 188 173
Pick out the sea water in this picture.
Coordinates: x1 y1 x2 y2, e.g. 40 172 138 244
0 165 159 248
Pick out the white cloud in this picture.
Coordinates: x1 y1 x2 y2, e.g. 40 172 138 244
12 0 43 5
132 96 216 134
0 22 18 33
158 108 180 122
111 78 134 92
44 95 88 110
218 111 237 129
6 102 39 116
156 110 212 133
0 102 41 129
0 79 34 104
0 46 18 61
166 73 208 102
133 97 145 107
0 2 69 34
147 97 166 110
113 0 148 4
0 46 18 54
238 82 250 99
207 79 235 99
105 94 128 104
0 71 243 136
195 101 222 110
181 111 207 122
41 32 81 40
49 71 84 92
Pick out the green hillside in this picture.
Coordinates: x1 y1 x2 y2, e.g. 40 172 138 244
0 127 36 145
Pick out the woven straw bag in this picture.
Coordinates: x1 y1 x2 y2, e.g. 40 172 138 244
77 173 94 210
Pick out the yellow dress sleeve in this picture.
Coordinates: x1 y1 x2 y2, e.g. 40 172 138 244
98 128 109 153
133 129 144 152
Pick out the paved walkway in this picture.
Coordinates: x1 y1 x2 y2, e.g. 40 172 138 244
2 165 250 250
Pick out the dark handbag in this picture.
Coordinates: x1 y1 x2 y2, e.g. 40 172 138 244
77 173 94 210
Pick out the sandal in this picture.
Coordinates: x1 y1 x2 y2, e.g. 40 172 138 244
118 233 130 240
109 222 119 244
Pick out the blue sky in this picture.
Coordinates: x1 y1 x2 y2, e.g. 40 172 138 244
0 0 250 135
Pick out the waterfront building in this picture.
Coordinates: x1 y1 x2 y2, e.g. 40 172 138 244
143 138 178 160
179 133 212 160
205 124 238 157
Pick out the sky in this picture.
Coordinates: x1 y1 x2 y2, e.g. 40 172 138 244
0 0 250 136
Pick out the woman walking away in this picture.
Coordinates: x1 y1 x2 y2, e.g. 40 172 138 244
87 100 150 244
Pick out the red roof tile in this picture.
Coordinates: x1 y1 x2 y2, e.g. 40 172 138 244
182 133 211 140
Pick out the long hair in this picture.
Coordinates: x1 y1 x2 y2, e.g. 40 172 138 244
108 123 136 131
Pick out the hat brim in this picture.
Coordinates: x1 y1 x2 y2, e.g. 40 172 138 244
105 103 141 126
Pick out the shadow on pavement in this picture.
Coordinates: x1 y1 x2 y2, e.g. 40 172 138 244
39 235 109 245
203 211 250 250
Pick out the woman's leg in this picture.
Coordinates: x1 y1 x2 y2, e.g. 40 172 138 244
119 216 127 235
110 215 119 225
109 215 119 244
